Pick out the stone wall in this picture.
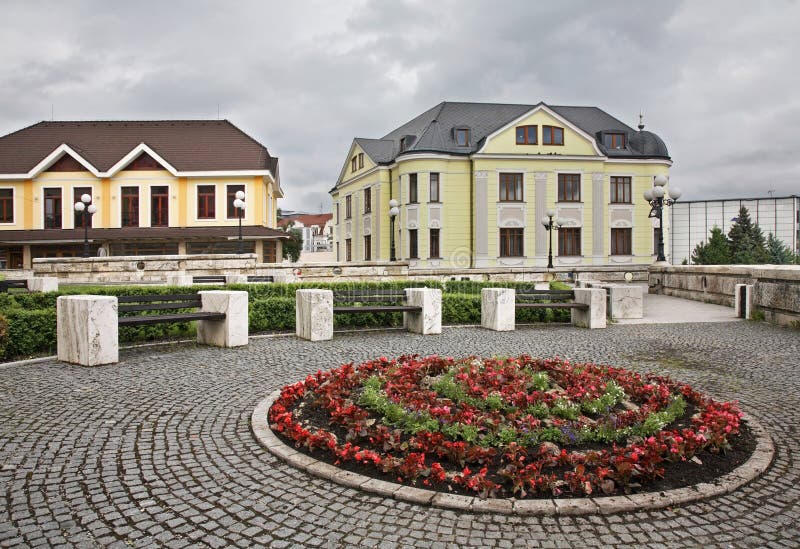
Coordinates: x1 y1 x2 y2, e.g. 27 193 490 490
32 254 650 285
649 264 800 326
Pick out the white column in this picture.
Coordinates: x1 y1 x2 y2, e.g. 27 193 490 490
572 288 607 329
592 172 605 259
197 291 249 347
57 295 118 366
535 172 548 257
481 288 515 331
295 289 333 341
404 288 442 334
26 277 58 292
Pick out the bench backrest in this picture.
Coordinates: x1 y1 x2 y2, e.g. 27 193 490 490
247 275 274 283
118 293 203 313
333 289 410 304
193 276 226 284
0 280 28 292
516 289 576 302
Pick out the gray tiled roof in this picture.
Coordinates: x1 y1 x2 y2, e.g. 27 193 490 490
353 101 669 164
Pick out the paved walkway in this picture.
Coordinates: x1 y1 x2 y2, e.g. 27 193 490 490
617 292 741 325
1 319 798 547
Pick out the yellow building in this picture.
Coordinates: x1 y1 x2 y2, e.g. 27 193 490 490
331 102 674 268
0 120 285 269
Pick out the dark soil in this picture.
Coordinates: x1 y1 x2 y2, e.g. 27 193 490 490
275 394 758 499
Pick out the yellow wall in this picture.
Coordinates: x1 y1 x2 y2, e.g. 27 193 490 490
481 109 598 156
0 166 278 231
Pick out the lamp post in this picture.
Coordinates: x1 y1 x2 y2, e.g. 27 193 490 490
541 208 562 269
233 190 245 254
644 175 682 263
388 199 399 261
73 193 97 258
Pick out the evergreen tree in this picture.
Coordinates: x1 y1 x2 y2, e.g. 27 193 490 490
691 226 730 264
727 206 767 264
766 232 795 264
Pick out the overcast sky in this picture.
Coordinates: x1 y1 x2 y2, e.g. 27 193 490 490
1 0 798 212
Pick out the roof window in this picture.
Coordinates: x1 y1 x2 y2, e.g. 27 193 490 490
453 126 470 147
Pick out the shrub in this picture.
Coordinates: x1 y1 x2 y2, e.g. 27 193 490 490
0 314 8 359
4 309 57 358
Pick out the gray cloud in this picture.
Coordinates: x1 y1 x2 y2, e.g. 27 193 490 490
1 0 798 212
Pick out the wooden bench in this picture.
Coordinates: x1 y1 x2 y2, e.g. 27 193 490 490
515 289 589 311
57 291 249 366
192 275 227 284
332 289 422 314
118 294 226 327
0 279 29 292
247 275 274 283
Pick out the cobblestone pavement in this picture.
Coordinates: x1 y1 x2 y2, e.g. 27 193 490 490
1 322 799 548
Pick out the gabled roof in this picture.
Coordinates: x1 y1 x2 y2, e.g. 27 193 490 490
0 120 279 179
345 101 670 167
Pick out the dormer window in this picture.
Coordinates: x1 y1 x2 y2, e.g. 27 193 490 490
399 134 415 153
516 125 537 145
453 127 470 147
542 125 564 145
399 137 407 152
604 133 626 150
351 156 357 172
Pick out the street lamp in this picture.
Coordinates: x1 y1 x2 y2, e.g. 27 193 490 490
541 208 563 269
644 174 681 263
233 190 245 254
388 199 399 261
73 193 97 258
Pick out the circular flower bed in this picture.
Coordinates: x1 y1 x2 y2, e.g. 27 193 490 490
268 355 747 498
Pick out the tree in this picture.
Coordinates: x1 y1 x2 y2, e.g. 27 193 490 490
691 226 730 264
727 206 767 264
282 227 303 262
766 232 795 264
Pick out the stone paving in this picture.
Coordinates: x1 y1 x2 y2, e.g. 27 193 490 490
1 320 799 548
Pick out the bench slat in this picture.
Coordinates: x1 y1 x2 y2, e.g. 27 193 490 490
118 294 201 303
516 303 588 309
193 276 226 283
118 311 225 326
119 302 202 313
333 305 421 313
247 276 274 282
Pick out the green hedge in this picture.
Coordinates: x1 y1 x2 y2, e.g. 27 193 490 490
0 279 574 361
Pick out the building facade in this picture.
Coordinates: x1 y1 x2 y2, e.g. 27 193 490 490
330 102 674 269
0 120 285 269
671 195 800 264
278 213 333 252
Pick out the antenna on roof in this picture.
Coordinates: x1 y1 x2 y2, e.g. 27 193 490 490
217 103 220 120
768 189 775 198
50 104 54 121
637 109 645 131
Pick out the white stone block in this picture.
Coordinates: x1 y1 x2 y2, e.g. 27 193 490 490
197 291 249 347
296 289 333 341
166 274 193 286
27 277 58 292
734 284 754 319
481 288 515 331
225 274 248 284
572 288 607 329
57 295 118 366
404 288 442 335
606 284 643 319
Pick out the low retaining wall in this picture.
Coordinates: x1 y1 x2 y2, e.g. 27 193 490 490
32 254 649 285
649 265 800 326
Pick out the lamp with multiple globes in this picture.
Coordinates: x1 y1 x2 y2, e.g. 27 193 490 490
644 175 681 262
388 199 399 261
73 193 97 258
540 208 563 269
233 190 246 254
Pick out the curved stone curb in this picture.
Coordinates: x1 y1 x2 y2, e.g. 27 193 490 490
251 393 775 516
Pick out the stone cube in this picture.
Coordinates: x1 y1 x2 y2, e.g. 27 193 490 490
295 289 333 341
481 288 515 331
572 288 606 329
197 291 249 347
404 288 442 335
57 295 118 366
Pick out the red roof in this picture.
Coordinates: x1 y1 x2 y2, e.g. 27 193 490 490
278 213 332 228
0 120 278 174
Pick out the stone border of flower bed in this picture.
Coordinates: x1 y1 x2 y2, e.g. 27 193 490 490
251 390 774 515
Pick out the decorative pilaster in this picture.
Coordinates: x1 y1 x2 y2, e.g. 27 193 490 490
592 172 605 258
534 172 548 256
474 171 489 265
